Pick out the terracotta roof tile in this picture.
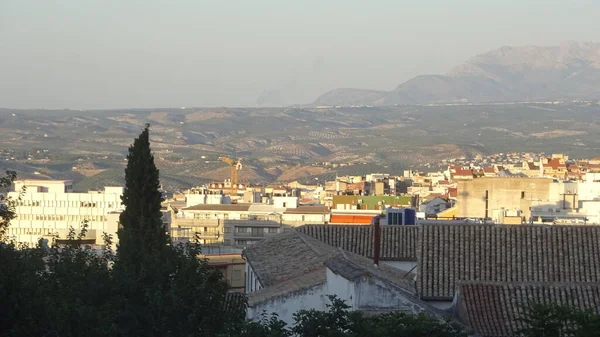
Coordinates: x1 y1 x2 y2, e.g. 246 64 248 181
245 231 418 306
417 224 600 300
458 282 600 337
296 225 418 261
545 158 567 170
223 292 247 318
244 231 334 288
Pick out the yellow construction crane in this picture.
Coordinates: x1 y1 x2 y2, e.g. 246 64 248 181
219 156 242 199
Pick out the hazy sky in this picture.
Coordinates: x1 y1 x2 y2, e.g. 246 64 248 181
1 0 599 109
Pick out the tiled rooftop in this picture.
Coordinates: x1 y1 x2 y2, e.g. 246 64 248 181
418 224 600 300
244 231 335 288
245 230 416 306
458 282 600 337
296 225 419 261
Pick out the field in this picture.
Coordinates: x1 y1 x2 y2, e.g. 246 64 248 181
1 101 599 191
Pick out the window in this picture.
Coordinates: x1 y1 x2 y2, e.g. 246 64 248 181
224 239 231 245
224 226 232 233
232 269 241 281
521 191 525 199
268 228 278 234
236 227 248 233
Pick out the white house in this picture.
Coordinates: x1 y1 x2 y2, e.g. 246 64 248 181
243 231 441 325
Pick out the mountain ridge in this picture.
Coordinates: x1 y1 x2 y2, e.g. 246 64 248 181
313 41 600 106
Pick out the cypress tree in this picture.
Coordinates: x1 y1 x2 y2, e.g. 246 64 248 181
112 125 233 336
117 124 166 268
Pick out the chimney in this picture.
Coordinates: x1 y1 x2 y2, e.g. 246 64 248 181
373 215 381 267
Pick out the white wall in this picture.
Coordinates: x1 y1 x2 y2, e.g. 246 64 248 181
185 194 225 207
354 276 426 313
248 284 327 325
7 188 124 247
326 267 357 308
13 180 72 194
186 194 207 207
273 197 298 209
580 201 600 224
245 263 262 293
281 213 326 223
578 181 600 201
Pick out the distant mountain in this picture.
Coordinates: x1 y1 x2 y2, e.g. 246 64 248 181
313 41 600 106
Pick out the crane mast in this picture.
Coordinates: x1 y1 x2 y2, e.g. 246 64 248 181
219 156 242 201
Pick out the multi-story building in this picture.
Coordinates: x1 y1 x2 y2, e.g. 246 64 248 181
170 196 330 247
332 195 412 211
456 177 600 224
540 155 568 178
201 250 246 293
6 180 124 248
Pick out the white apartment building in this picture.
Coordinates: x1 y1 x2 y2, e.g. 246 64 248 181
6 180 124 248
171 196 330 247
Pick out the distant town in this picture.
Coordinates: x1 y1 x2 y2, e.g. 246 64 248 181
3 147 600 336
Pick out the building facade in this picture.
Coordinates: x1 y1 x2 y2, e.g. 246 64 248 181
171 197 330 247
7 180 124 248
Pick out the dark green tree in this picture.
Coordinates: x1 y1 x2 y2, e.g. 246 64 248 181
0 170 17 241
111 125 232 337
518 303 600 337
117 123 167 268
231 295 469 337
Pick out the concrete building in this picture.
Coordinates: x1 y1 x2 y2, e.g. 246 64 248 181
332 195 411 211
7 180 124 248
171 197 330 247
457 177 600 224
457 178 553 221
243 230 440 325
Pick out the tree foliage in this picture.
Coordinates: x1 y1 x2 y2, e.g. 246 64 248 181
117 123 167 268
4 126 600 337
0 170 17 241
229 295 469 337
518 303 600 337
0 126 234 337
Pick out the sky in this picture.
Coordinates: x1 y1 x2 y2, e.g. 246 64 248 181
1 0 599 109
